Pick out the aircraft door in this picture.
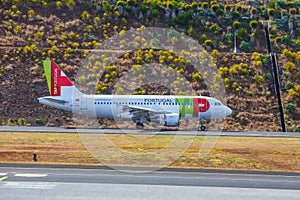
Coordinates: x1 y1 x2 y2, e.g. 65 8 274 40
80 97 87 110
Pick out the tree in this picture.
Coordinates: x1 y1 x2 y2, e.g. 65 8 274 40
211 4 219 13
236 27 248 40
232 21 241 30
224 5 231 15
251 8 257 18
239 41 252 52
250 20 258 32
289 8 296 16
268 8 275 17
202 2 209 10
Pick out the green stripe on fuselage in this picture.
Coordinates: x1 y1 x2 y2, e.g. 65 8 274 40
43 60 51 95
175 98 193 117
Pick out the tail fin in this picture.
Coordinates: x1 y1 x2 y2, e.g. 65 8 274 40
43 60 74 97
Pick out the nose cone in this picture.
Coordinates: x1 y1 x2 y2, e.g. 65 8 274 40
225 106 232 117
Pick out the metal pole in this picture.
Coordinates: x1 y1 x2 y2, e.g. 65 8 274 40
264 25 286 132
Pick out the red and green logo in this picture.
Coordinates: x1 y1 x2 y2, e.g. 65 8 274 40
175 98 210 117
43 60 73 96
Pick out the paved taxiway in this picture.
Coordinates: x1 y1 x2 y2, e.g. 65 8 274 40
0 164 299 200
1 126 299 137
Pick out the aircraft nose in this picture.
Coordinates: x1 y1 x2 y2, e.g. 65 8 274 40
225 106 232 116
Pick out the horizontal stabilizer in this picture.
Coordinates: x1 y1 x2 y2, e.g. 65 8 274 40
38 97 69 104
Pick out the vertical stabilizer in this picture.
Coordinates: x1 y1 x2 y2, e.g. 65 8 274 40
43 60 75 97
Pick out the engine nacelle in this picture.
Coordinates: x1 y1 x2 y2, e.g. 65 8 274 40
158 113 179 126
116 112 133 119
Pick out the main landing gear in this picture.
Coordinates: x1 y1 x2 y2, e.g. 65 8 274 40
136 122 144 129
199 119 206 131
135 116 147 129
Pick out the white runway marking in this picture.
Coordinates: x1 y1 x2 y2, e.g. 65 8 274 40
0 173 7 176
14 173 48 177
1 182 56 189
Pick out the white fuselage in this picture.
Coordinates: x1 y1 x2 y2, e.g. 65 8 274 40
39 94 232 122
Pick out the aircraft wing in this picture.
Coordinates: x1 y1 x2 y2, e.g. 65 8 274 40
123 105 168 114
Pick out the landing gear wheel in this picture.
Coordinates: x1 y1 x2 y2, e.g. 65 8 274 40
136 122 144 129
200 125 206 131
199 119 205 131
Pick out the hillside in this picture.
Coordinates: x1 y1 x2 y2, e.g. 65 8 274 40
0 0 299 131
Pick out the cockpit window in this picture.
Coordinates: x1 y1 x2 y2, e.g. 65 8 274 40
214 101 222 106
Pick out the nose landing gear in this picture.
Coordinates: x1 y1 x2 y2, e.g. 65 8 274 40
199 119 206 131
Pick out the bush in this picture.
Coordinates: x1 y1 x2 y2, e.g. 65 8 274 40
152 9 159 18
265 72 272 79
255 60 263 67
35 118 43 124
225 33 234 41
211 49 220 58
199 34 207 43
254 74 265 83
192 73 202 81
239 41 252 52
241 68 250 76
205 39 213 47
285 103 295 112
17 118 26 126
281 35 291 45
236 27 248 40
285 81 293 89
282 49 294 58
210 23 219 34
284 62 296 71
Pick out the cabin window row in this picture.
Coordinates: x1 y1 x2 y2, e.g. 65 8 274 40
94 102 194 106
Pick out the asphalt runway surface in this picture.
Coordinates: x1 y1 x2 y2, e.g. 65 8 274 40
1 126 300 137
0 164 299 200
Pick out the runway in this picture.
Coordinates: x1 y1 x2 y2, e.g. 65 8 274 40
0 164 299 200
1 126 300 137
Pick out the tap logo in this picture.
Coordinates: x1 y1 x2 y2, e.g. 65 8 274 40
53 68 58 95
48 61 73 96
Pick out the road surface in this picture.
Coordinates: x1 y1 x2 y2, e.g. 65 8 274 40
1 126 299 137
0 164 299 200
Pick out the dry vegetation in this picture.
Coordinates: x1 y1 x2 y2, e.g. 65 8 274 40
0 132 299 172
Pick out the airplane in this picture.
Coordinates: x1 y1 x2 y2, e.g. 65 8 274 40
38 60 232 131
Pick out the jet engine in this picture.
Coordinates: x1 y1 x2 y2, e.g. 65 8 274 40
158 113 180 126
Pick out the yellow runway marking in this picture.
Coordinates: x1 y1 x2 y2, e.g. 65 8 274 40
0 176 8 181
